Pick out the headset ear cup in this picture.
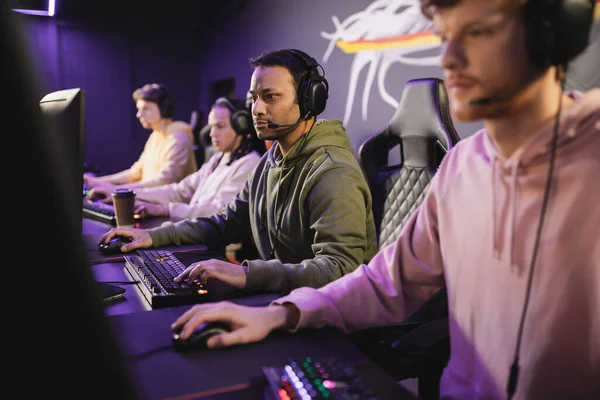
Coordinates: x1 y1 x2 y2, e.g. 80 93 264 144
525 9 549 68
525 0 595 69
231 110 251 136
154 84 174 118
160 96 174 118
306 76 329 117
558 0 595 63
286 49 329 117
298 74 329 117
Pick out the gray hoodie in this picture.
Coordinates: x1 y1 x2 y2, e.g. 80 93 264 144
148 119 377 294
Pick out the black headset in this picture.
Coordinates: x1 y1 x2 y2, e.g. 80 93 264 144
285 49 330 118
525 0 595 69
214 97 252 136
150 83 174 118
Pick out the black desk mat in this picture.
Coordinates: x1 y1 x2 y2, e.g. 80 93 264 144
109 303 418 400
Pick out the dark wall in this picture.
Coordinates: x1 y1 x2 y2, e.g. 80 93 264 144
16 13 204 175
197 0 486 156
13 0 600 173
197 0 599 157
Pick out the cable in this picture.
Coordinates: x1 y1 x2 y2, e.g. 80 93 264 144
506 80 564 400
99 281 140 285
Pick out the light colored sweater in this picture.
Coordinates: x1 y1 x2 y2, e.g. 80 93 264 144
135 151 261 221
110 121 197 188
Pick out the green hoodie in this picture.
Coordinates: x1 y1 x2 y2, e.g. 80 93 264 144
147 120 377 294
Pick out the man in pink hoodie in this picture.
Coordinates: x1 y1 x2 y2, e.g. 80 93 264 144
171 1 599 398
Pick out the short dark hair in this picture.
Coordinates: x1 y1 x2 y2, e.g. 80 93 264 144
132 83 174 118
249 49 313 103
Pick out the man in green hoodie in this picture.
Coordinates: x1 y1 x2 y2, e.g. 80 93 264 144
100 49 378 296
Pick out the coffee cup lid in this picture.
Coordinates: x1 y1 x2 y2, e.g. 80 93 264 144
112 188 135 197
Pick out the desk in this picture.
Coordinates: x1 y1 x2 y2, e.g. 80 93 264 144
109 302 419 400
84 217 418 399
84 216 171 315
83 214 170 235
83 217 279 316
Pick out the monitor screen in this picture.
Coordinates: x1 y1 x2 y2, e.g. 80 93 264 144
3 3 138 397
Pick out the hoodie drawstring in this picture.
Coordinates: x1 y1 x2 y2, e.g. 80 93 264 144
509 162 519 273
491 157 521 273
492 159 499 259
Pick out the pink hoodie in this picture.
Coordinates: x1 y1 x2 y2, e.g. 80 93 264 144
274 90 600 399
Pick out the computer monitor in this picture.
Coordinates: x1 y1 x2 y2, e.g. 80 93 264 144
39 87 86 236
3 3 138 398
39 88 86 194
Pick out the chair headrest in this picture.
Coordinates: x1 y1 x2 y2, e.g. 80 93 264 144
388 77 459 151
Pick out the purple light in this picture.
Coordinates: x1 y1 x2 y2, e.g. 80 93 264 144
12 0 56 17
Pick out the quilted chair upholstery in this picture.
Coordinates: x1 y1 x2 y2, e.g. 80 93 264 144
353 77 460 400
359 77 460 249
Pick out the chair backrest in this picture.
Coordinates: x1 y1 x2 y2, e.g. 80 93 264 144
359 77 460 249
190 109 207 168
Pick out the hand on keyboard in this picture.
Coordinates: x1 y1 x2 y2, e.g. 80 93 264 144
174 258 247 289
98 227 153 251
134 200 169 218
84 179 116 203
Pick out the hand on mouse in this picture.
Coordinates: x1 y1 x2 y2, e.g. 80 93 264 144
98 227 153 252
171 301 296 349
174 258 247 289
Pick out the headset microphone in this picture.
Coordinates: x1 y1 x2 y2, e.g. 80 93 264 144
468 91 520 106
267 121 301 129
468 69 542 106
267 113 310 130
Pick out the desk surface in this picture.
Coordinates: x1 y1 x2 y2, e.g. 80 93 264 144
83 214 169 235
84 216 172 315
110 303 419 400
85 216 419 400
84 217 279 316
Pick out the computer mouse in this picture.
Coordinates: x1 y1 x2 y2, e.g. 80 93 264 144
172 321 232 352
98 236 132 254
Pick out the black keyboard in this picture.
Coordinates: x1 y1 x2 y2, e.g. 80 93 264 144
263 356 382 400
82 199 117 224
82 199 141 225
123 249 210 309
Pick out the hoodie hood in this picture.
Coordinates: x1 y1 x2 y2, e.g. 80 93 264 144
267 119 353 167
481 89 600 271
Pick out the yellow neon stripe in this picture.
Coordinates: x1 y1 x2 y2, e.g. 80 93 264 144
336 35 441 53
338 2 598 54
